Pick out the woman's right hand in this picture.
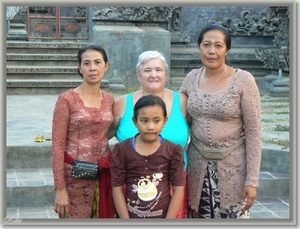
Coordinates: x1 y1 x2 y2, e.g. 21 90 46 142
54 188 70 218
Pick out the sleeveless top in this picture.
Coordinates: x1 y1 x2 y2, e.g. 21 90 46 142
116 92 190 170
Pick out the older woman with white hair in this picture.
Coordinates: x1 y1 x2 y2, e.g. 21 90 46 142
110 50 190 218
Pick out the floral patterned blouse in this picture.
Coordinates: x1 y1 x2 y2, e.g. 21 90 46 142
51 89 114 218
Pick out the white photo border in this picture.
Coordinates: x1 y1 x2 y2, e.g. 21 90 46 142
1 0 298 227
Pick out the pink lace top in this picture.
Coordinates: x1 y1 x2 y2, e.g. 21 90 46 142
180 67 262 210
52 89 114 190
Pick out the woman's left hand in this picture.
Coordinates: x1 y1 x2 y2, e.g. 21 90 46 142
241 185 257 211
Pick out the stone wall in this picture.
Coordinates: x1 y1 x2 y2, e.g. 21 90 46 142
91 6 178 88
89 5 288 93
6 6 289 96
181 6 271 45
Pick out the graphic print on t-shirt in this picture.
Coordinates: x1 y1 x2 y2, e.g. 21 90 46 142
128 171 164 218
132 172 162 201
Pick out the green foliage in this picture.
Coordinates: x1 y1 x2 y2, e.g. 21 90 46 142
275 111 289 114
274 124 289 131
261 118 288 123
262 138 289 148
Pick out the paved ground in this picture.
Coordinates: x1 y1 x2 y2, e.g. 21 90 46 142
5 94 290 220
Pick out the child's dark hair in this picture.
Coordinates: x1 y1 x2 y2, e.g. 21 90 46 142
77 44 108 77
134 95 167 119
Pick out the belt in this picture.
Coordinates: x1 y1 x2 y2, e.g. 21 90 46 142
190 138 245 160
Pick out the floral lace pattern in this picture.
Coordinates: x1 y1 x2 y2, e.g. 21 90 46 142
180 68 262 211
52 89 114 218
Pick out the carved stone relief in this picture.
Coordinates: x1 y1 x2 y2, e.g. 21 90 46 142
210 7 289 73
6 68 77 74
171 31 190 42
255 7 289 72
7 80 110 88
92 6 190 43
209 10 280 36
6 42 85 49
92 6 181 30
7 54 77 61
93 6 176 21
6 6 27 20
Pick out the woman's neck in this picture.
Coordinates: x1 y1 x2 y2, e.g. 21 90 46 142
79 83 101 98
141 88 165 99
205 65 227 79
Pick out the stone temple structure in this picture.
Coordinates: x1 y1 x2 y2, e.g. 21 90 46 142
6 6 290 96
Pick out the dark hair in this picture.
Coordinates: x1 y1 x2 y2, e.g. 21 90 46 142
197 24 232 51
133 95 167 120
77 44 108 77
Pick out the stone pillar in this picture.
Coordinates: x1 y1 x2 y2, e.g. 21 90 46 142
136 25 171 86
6 6 19 35
93 23 146 89
6 6 27 40
109 70 126 93
269 70 289 97
93 23 170 89
91 6 179 90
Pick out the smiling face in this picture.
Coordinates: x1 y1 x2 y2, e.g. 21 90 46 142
133 105 167 143
137 58 167 93
78 49 108 84
199 30 228 70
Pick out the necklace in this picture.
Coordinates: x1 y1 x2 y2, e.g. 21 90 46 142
203 66 227 97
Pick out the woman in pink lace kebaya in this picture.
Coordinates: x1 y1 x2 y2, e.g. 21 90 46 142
179 24 262 218
51 44 115 218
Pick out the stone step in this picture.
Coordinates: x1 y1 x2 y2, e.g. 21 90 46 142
6 66 79 82
7 74 81 80
261 107 289 114
8 29 27 34
168 73 284 91
260 145 289 175
6 79 110 95
261 114 289 123
5 41 284 95
6 78 110 86
261 96 289 103
256 172 289 198
6 168 55 208
6 139 118 170
6 196 290 219
262 122 289 133
170 46 264 68
6 41 88 54
5 94 290 210
9 23 26 30
6 168 288 208
261 101 289 107
6 65 78 74
6 206 59 219
6 53 77 66
6 142 289 173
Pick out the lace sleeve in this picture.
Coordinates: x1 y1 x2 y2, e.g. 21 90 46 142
179 77 189 95
179 69 198 95
180 68 204 97
240 72 262 187
52 94 70 190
